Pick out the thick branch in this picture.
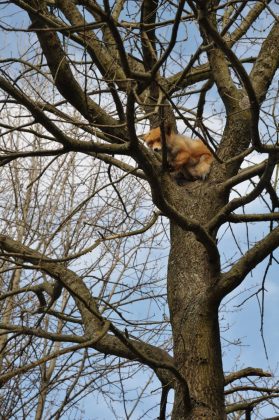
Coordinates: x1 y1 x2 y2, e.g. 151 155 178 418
227 212 279 223
24 0 126 140
250 22 279 104
217 225 279 298
225 367 272 386
220 160 266 190
207 155 276 232
197 6 263 152
197 4 239 112
0 322 85 343
55 0 126 120
227 1 272 46
140 0 158 71
199 10 279 153
167 1 271 93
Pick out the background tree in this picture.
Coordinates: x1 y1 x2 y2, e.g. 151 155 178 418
0 1 279 419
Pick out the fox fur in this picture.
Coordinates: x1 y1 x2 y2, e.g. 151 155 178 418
143 126 213 180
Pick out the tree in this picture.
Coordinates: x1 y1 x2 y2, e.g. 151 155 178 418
0 1 279 418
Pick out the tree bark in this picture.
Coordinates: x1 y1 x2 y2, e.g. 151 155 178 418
167 183 226 419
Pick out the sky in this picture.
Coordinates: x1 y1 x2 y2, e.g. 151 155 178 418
1 1 279 419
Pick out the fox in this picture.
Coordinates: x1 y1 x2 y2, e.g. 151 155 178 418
143 126 213 180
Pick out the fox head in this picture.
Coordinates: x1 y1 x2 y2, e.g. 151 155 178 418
143 125 173 152
143 127 162 152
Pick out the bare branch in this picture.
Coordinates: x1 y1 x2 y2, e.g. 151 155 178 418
227 212 279 223
218 225 279 297
251 22 279 104
226 394 279 414
207 155 277 232
225 367 272 386
0 233 182 392
0 76 129 153
0 324 110 386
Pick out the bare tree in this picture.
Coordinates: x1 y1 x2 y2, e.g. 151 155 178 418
0 1 279 419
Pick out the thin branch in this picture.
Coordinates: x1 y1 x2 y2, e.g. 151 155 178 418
0 76 129 154
0 323 110 386
149 1 186 79
0 234 179 390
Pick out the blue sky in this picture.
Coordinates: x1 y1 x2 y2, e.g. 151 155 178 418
1 1 279 418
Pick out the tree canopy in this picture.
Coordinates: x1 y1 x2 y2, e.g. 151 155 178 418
0 1 279 419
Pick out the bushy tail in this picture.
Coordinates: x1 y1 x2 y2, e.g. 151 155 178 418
189 156 212 179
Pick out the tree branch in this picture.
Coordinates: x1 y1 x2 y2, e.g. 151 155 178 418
207 155 276 232
0 324 110 386
196 2 239 113
250 22 279 104
217 226 279 297
220 160 266 191
0 76 129 154
226 394 279 414
21 0 127 139
225 385 279 396
0 233 181 393
225 367 272 386
227 212 279 223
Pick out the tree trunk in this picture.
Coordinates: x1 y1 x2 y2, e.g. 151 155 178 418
167 184 226 419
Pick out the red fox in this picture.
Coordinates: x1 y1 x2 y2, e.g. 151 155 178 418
143 126 213 180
